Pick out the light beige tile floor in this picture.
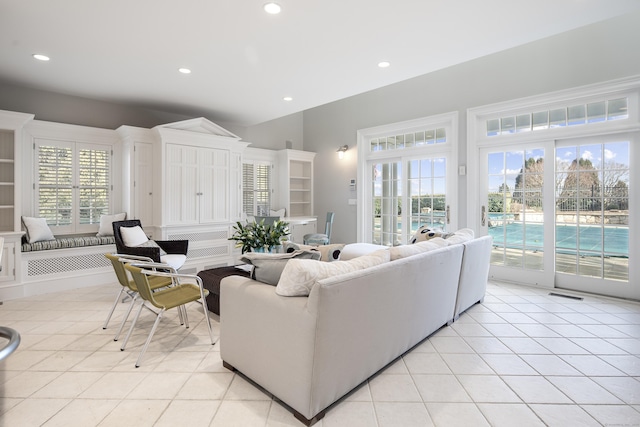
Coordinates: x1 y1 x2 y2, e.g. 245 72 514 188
1 280 639 426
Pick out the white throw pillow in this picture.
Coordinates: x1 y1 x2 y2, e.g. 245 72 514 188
120 225 149 247
21 216 55 243
96 212 126 236
276 249 390 297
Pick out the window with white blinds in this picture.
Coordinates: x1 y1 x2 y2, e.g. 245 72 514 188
36 139 112 233
242 162 272 217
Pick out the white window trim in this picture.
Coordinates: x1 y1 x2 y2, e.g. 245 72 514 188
356 111 459 243
22 120 120 235
467 76 640 232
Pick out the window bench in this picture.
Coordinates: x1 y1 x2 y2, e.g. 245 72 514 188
18 235 117 297
21 236 116 252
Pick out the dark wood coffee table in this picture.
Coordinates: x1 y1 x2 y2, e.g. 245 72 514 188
197 266 250 315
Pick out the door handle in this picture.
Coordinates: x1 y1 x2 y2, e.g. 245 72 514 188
446 205 450 224
481 205 486 227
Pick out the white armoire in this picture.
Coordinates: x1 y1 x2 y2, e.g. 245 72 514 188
119 118 249 272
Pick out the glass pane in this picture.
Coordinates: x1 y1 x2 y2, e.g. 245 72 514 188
487 119 500 136
501 117 515 134
435 128 446 143
587 101 606 123
549 108 567 128
567 105 586 126
607 98 628 120
516 114 531 133
415 131 425 145
578 225 602 252
404 133 414 148
579 253 602 278
425 130 435 144
532 111 549 130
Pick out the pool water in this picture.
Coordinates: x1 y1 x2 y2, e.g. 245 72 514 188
488 222 629 256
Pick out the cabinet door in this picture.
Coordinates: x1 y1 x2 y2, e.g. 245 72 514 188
290 220 317 243
200 149 229 223
134 142 154 224
166 144 199 225
0 240 15 282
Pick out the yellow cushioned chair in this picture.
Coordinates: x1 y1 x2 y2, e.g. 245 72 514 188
103 253 175 341
122 263 215 367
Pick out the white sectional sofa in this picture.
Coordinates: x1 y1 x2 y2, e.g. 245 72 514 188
219 234 492 425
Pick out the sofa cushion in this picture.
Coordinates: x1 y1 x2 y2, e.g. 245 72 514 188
241 250 321 285
445 228 475 245
340 243 388 260
388 238 447 261
276 249 390 296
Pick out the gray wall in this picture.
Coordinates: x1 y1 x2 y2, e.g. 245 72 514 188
0 80 198 129
301 11 640 244
245 112 304 150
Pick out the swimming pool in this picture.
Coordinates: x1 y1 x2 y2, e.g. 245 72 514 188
488 222 629 256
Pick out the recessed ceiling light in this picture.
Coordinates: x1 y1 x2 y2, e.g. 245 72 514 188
264 2 281 14
178 68 192 74
33 54 50 61
283 96 293 102
378 61 390 68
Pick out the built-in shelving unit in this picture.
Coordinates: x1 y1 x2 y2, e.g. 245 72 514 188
279 149 316 218
0 130 15 233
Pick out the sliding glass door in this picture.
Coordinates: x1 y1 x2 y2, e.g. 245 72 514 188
479 135 635 298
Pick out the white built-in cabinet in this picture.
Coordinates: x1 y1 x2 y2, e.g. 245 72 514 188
165 144 229 225
117 126 155 226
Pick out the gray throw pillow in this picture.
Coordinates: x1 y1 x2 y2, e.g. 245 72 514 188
240 250 321 285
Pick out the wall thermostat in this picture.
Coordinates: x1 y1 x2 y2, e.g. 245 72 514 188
350 179 356 189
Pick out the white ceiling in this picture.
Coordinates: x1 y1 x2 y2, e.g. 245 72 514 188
1 0 639 127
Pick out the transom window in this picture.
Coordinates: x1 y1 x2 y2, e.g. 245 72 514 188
370 127 446 152
486 97 628 136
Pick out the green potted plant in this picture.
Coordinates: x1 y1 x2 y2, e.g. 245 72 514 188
229 219 290 253
265 220 290 252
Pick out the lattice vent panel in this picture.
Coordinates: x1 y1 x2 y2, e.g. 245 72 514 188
28 253 110 277
188 246 229 259
169 230 228 241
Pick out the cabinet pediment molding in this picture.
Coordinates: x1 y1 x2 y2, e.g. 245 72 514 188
155 117 241 140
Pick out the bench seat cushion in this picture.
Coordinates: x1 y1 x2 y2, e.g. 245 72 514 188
22 236 116 252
